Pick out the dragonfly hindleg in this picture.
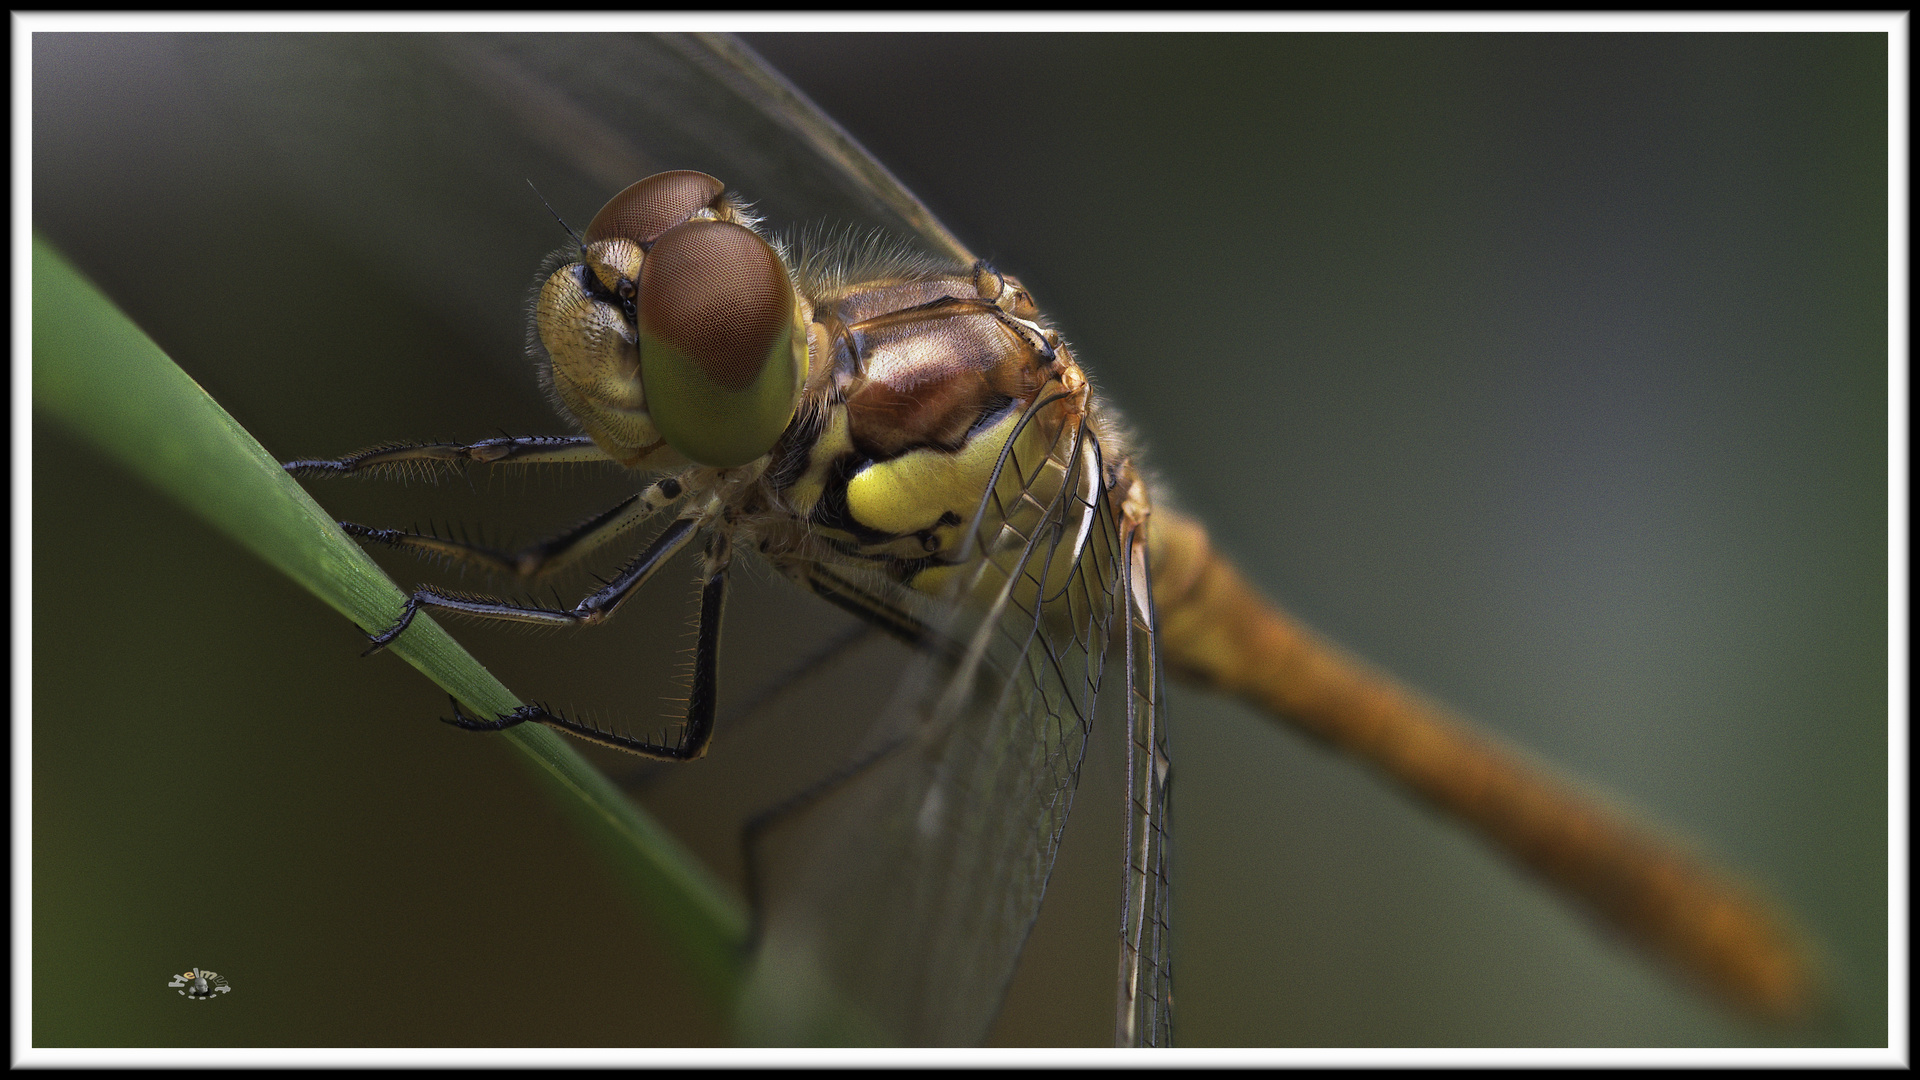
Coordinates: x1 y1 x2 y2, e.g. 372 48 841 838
441 523 736 761
609 621 881 793
737 726 915 957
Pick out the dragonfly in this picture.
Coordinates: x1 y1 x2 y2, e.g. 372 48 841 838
284 167 1174 1045
30 31 1842 1047
258 35 1820 1045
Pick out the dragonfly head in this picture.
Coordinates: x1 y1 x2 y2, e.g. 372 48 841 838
534 171 808 469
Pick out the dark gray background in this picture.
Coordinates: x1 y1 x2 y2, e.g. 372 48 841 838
32 32 1886 1049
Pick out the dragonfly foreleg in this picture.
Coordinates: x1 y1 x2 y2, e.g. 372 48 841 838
282 434 613 480
362 510 702 654
440 524 736 761
340 473 689 580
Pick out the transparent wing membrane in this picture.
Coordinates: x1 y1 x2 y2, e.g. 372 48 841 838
1118 530 1173 1047
743 385 1141 1046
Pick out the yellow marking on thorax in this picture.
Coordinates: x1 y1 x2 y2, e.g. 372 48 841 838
845 408 1022 541
782 405 853 519
902 390 1095 610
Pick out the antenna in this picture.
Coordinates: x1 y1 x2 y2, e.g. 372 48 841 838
527 180 585 253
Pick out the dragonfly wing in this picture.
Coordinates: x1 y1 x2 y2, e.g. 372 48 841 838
174 33 973 357
743 392 1129 1046
1117 528 1174 1047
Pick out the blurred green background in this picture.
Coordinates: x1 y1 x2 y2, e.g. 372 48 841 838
31 32 1886 1048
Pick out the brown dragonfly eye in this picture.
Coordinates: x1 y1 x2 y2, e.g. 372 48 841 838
636 219 804 468
584 170 727 246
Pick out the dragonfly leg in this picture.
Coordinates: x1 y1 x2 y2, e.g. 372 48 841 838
608 621 879 792
282 434 614 478
363 512 702 652
439 524 735 761
737 728 912 957
342 473 689 580
802 565 942 655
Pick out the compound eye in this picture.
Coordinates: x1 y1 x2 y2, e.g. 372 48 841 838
636 220 804 468
584 171 728 247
